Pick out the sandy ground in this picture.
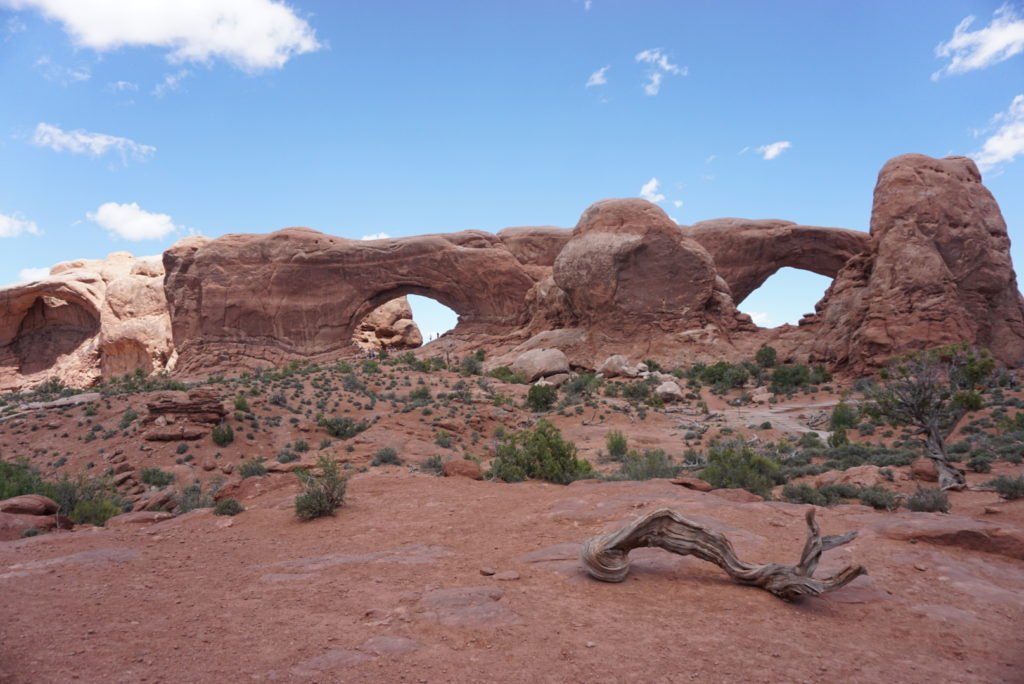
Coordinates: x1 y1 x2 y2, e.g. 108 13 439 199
2 471 1023 684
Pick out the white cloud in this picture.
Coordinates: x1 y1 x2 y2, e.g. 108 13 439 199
933 3 1024 80
756 140 791 160
635 48 687 96
1 0 322 72
639 177 665 203
748 312 772 327
18 267 50 282
360 232 391 241
705 154 716 164
586 65 609 88
32 122 155 162
673 199 684 208
0 212 41 238
152 69 190 97
34 55 90 84
3 15 26 39
87 202 178 241
584 0 592 10
107 80 138 92
972 94 1024 172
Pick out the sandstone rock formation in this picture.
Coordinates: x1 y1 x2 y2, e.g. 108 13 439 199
801 154 1024 368
0 153 1020 389
510 348 570 382
163 229 539 373
142 388 228 441
351 297 423 351
0 253 173 391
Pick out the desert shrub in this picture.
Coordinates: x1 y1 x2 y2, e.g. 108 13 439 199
770 364 810 393
21 528 39 538
175 442 189 455
699 441 779 498
176 482 213 513
459 354 483 376
759 421 772 430
755 345 777 368
294 439 310 453
214 498 244 516
987 475 1024 500
613 449 679 480
489 419 592 484
830 402 859 431
798 432 824 449
782 483 828 506
140 467 174 488
907 487 950 513
212 422 234 447
276 451 298 464
421 455 444 475
319 416 370 439
966 453 993 473
859 486 899 510
119 408 138 429
408 386 432 406
0 460 47 499
435 430 453 448
70 498 122 526
697 362 749 393
233 395 250 412
605 430 628 461
563 373 600 401
239 458 267 478
526 384 557 412
828 427 849 449
372 447 401 466
487 366 527 384
294 456 347 520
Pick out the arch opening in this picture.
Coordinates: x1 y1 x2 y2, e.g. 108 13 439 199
349 293 458 352
737 267 833 329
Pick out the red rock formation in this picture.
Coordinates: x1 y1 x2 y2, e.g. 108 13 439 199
351 297 423 351
0 253 173 390
163 229 539 373
802 154 1024 368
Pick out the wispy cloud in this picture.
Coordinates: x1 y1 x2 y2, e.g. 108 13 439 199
972 93 1024 172
755 141 791 160
586 65 609 88
673 199 684 208
17 267 50 282
0 212 41 238
107 80 138 92
34 55 90 85
152 69 190 97
748 312 772 327
584 0 592 10
31 122 155 162
635 48 687 96
639 177 665 203
360 232 391 241
87 202 179 241
1 0 322 72
3 15 26 40
933 3 1024 80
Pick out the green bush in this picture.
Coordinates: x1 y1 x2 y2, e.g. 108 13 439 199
828 427 849 449
295 456 347 520
214 498 244 516
782 482 828 506
605 430 628 461
699 441 779 498
859 486 898 510
239 458 267 478
966 453 993 473
613 449 679 480
140 467 174 488
421 455 444 475
755 345 777 368
70 498 122 526
435 430 453 448
319 416 370 439
489 420 593 484
987 475 1024 500
830 402 859 431
0 460 47 500
526 384 557 412
233 396 250 412
175 482 214 513
907 487 950 513
372 447 401 466
294 439 310 453
119 408 138 430
212 422 234 447
487 366 527 384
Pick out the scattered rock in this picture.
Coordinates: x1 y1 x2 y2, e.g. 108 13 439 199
105 511 174 527
597 355 641 379
654 381 684 402
670 477 712 493
442 459 483 480
510 348 569 383
911 459 939 482
493 570 520 581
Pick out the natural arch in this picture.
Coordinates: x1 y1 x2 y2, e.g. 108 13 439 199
12 296 100 375
738 267 833 328
685 219 869 304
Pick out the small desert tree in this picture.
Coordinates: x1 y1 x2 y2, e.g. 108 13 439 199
867 345 993 491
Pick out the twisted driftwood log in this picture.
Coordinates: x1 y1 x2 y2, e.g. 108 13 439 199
580 508 866 600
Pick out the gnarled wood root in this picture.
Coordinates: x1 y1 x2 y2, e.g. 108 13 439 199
580 508 866 600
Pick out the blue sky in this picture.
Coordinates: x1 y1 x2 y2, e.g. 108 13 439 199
1 1 1022 339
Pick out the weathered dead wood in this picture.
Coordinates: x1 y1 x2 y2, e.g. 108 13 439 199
580 508 866 600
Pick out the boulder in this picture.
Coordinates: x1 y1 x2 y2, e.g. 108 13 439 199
351 297 423 351
910 459 939 482
654 381 684 402
0 494 59 516
597 355 640 379
442 459 483 480
510 348 569 383
671 477 713 492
